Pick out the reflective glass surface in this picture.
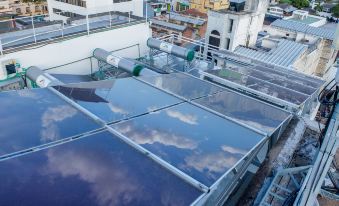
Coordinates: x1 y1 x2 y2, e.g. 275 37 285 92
53 78 183 123
226 66 316 95
0 131 202 206
138 73 225 100
252 65 324 88
0 89 100 157
206 69 309 105
112 103 264 186
50 74 93 84
194 91 291 134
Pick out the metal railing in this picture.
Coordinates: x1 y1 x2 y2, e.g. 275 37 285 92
0 12 146 55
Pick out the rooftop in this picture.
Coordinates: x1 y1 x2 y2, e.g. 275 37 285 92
169 12 205 26
234 38 308 68
150 19 187 32
271 19 336 40
288 15 322 25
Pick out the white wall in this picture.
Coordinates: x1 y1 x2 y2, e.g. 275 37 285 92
0 23 151 75
205 10 265 52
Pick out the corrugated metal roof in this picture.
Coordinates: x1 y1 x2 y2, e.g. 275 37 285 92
150 19 187 32
271 19 335 40
169 13 205 26
234 39 307 68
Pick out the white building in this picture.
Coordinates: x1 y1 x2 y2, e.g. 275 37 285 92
47 0 144 22
204 0 268 54
267 3 296 18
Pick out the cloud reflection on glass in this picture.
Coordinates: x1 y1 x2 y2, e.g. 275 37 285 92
113 103 264 186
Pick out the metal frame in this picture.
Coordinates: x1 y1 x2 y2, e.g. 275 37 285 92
133 76 268 136
49 87 210 193
0 127 106 162
196 136 270 205
200 70 302 113
258 166 312 206
0 12 144 55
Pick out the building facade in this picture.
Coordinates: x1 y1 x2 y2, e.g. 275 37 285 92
47 0 143 21
265 19 337 76
0 0 47 16
204 0 268 54
190 0 230 13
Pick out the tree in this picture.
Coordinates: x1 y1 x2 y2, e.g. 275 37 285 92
314 2 323 12
291 0 310 9
332 4 339 18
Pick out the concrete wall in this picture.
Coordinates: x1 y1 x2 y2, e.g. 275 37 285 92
0 23 151 75
293 48 320 75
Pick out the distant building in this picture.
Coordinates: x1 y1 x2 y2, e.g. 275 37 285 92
265 19 337 76
47 0 143 21
150 18 188 39
0 1 12 14
267 3 297 17
234 38 314 73
172 0 190 12
322 3 336 13
0 0 47 16
189 0 230 13
150 12 206 41
284 10 327 27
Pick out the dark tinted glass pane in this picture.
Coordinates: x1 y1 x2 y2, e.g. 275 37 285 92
112 103 264 186
53 78 182 123
253 65 324 88
194 90 291 134
138 73 225 100
0 131 202 206
225 66 316 95
50 74 93 84
206 69 309 105
0 89 100 157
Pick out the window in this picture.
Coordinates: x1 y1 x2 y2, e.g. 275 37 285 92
211 30 220 36
228 19 234 33
225 38 230 50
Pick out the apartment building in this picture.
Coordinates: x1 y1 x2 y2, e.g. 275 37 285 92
0 0 47 15
0 0 11 13
47 0 143 21
190 0 230 13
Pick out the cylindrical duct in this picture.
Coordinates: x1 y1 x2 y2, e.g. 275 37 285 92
93 48 157 76
147 38 195 61
26 66 62 88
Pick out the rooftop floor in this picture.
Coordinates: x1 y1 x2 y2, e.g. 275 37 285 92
288 16 321 25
